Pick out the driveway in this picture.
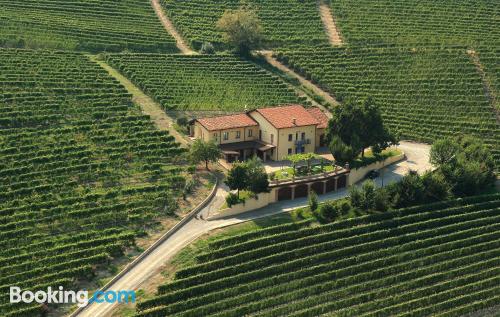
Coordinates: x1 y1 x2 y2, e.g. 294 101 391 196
72 141 431 317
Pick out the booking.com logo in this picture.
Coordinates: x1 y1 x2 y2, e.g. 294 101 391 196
10 286 136 307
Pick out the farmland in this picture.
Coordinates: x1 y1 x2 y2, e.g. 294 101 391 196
276 46 500 167
328 0 498 47
0 0 178 52
105 54 303 111
161 0 328 49
137 193 500 317
0 49 185 316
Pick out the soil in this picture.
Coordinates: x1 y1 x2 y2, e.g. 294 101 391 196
151 0 196 55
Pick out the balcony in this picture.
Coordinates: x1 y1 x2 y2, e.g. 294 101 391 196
294 139 311 146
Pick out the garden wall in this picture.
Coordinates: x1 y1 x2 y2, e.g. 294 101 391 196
348 153 406 186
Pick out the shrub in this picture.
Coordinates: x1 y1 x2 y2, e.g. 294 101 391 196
308 191 319 211
200 42 215 54
225 193 241 208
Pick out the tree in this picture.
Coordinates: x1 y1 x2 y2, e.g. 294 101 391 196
432 136 495 196
225 156 269 199
285 154 304 178
302 153 320 174
308 191 318 211
430 138 460 167
189 139 221 170
326 98 396 164
225 163 248 198
216 7 264 55
244 156 269 195
388 170 425 208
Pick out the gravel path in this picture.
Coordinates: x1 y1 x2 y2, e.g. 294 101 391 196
318 0 343 46
151 0 196 55
71 141 431 317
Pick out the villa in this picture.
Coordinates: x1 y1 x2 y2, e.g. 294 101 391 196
190 104 329 162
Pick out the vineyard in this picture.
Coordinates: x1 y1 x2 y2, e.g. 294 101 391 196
137 193 500 316
161 0 328 49
105 54 303 111
327 0 498 47
275 46 500 167
0 0 178 52
0 49 185 316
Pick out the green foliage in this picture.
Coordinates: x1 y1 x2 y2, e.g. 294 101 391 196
216 7 264 55
276 47 500 168
349 181 379 211
0 0 178 52
105 54 302 111
200 42 216 54
430 138 461 167
225 157 269 198
308 191 318 212
225 192 242 208
326 98 396 164
432 136 496 197
225 164 248 198
328 0 496 46
139 193 500 316
0 49 185 316
189 139 221 170
161 0 328 49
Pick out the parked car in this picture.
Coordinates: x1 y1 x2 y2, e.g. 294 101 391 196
365 170 380 179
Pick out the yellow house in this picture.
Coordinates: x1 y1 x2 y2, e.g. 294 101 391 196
190 105 329 162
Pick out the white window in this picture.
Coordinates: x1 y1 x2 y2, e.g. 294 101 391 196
214 133 218 141
236 131 241 139
223 132 229 140
248 129 253 137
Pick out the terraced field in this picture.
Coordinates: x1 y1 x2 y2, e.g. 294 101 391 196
0 0 178 52
276 46 500 167
328 0 498 46
0 49 185 317
105 54 303 111
137 193 500 317
161 0 328 50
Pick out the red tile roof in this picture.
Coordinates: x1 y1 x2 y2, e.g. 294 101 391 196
306 107 329 129
252 105 319 129
197 113 258 131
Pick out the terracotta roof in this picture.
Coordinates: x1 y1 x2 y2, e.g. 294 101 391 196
252 105 319 129
196 113 258 131
306 107 329 129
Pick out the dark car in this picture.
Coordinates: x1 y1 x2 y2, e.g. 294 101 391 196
365 170 380 180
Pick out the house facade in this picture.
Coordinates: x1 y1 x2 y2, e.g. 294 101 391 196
190 105 329 162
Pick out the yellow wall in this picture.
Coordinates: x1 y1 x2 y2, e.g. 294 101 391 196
193 121 259 144
315 128 326 148
249 111 317 161
276 126 317 160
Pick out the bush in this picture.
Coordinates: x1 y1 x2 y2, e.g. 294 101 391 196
200 42 215 54
176 116 189 126
308 191 319 211
225 193 242 207
187 165 196 174
318 202 339 222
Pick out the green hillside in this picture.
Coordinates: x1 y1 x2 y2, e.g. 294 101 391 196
0 0 178 52
276 46 500 167
105 54 303 111
329 0 498 46
137 194 500 317
161 0 328 49
0 49 185 317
